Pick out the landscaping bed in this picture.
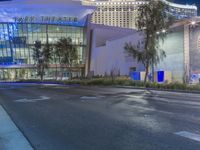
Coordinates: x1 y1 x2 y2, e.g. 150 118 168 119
15 77 200 92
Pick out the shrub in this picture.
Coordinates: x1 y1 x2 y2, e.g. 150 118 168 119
16 77 200 91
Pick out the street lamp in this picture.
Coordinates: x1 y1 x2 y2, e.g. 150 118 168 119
156 31 160 35
191 21 196 25
153 29 166 82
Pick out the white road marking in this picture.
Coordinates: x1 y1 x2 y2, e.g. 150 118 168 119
153 90 200 98
144 95 200 106
14 96 50 103
125 95 148 105
175 131 200 142
80 96 105 100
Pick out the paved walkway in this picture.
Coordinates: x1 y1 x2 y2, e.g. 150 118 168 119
0 105 33 150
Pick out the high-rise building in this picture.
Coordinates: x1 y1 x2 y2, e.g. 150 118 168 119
82 0 198 29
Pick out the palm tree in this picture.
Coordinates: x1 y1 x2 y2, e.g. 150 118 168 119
124 0 174 83
32 40 42 80
54 37 78 80
42 42 53 80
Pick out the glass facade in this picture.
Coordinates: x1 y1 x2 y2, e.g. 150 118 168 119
0 23 87 80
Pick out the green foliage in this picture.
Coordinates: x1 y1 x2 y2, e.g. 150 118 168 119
54 37 78 80
54 37 78 66
32 41 53 81
43 42 53 66
19 78 200 92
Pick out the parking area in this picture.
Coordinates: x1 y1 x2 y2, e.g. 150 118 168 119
0 83 200 150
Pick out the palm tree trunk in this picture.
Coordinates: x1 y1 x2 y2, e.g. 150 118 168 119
55 64 58 80
61 65 64 81
68 65 72 80
41 66 44 81
144 65 149 83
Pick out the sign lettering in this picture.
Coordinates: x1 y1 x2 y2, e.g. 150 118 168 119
14 16 78 24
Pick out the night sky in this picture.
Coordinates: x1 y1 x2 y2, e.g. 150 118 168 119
175 0 199 5
0 0 199 5
175 0 199 7
0 0 199 4
175 0 200 14
0 0 199 14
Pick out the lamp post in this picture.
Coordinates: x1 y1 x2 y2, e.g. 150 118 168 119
151 29 166 83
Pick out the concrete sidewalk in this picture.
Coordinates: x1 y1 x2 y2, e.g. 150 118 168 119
0 105 33 150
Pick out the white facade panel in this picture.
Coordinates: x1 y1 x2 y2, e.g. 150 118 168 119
90 27 145 76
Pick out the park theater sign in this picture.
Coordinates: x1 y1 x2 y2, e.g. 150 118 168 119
13 16 78 24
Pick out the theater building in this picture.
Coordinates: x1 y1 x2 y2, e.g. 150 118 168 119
0 0 200 83
0 1 94 80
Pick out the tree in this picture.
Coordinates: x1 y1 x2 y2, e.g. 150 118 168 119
110 66 120 84
54 37 78 80
32 40 42 80
124 0 174 83
32 41 53 81
42 42 53 79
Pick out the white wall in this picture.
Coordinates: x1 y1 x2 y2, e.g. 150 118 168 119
155 27 185 82
90 29 144 76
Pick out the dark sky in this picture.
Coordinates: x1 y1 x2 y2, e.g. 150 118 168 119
0 0 199 14
175 0 199 5
0 0 198 5
175 0 200 14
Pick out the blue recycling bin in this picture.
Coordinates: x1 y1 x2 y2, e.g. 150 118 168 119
157 71 164 82
130 71 141 81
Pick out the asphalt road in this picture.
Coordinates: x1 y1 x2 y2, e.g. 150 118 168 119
0 83 200 150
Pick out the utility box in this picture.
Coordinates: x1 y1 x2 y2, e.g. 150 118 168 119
154 71 172 83
140 72 146 81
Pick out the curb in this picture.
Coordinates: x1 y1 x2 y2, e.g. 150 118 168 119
0 82 80 87
1 81 200 94
114 86 200 94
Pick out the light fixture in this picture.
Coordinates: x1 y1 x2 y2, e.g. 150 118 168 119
162 29 166 33
191 21 196 25
156 31 160 35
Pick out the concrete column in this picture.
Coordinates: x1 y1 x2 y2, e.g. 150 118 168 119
183 25 190 83
85 14 93 77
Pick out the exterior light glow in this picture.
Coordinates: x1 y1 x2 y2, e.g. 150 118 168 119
191 21 196 25
162 29 166 33
156 31 160 35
